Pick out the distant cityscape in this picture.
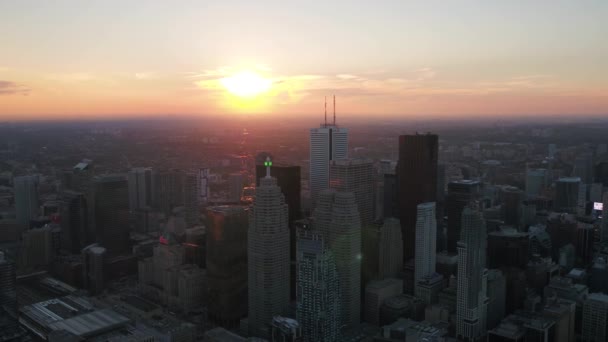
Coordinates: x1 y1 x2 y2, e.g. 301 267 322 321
1 116 608 342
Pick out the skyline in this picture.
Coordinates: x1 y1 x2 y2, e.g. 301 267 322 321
1 0 607 120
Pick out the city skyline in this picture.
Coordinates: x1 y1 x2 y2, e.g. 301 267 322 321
1 1 607 120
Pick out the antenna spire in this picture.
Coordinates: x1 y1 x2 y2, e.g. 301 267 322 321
324 96 327 125
264 157 272 178
333 95 336 125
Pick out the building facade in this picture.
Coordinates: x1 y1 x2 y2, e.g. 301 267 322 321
414 202 437 297
309 122 348 208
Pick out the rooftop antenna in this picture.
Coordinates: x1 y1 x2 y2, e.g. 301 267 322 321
324 96 327 125
333 95 336 125
264 157 272 178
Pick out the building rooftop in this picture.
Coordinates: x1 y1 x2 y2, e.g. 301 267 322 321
204 327 247 342
47 308 130 338
588 292 608 303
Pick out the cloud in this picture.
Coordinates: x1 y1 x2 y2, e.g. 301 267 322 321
0 80 30 96
134 72 159 80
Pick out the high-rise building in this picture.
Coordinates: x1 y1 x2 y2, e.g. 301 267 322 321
0 251 17 332
270 316 302 342
382 173 399 219
446 180 481 254
500 186 524 228
152 169 184 215
364 278 402 325
314 189 361 329
414 202 437 297
487 227 530 269
91 175 130 256
574 154 594 185
228 173 244 203
183 172 200 227
397 133 438 264
82 244 106 295
248 162 290 338
456 205 488 342
19 225 53 271
296 230 340 342
378 218 403 279
526 168 547 198
128 167 153 211
309 102 348 208
14 175 39 226
60 190 90 254
330 159 375 227
555 177 582 214
582 293 608 342
486 269 506 330
205 205 248 328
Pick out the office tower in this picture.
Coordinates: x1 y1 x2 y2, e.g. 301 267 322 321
60 190 89 254
82 244 106 295
500 186 524 228
546 213 577 261
526 168 547 197
0 251 17 332
446 180 481 253
183 172 200 226
555 177 581 214
542 297 576 342
383 173 399 219
397 133 438 263
486 269 506 330
378 218 403 279
364 278 402 325
330 159 375 227
205 205 248 328
456 205 488 342
576 223 595 265
255 162 302 300
595 161 608 187
487 227 530 269
603 193 608 242
548 144 557 159
591 258 608 294
314 189 361 329
589 183 603 203
91 175 129 256
19 226 53 270
309 99 348 208
228 173 244 203
248 162 290 338
582 293 608 342
574 154 594 185
128 167 153 211
14 175 39 226
296 230 340 342
152 169 184 215
414 202 437 297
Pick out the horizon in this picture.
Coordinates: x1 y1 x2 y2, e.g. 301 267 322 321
1 0 607 121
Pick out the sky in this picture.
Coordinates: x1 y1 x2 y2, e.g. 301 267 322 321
1 0 607 121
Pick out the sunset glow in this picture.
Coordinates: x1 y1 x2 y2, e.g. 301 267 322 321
221 71 272 98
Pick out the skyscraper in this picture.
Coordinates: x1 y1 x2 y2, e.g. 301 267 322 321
228 173 244 203
82 244 106 295
456 205 488 342
314 189 361 329
128 167 153 211
183 172 200 227
14 175 39 227
0 251 17 332
152 169 184 215
554 177 581 214
309 98 348 208
296 230 341 342
60 190 90 254
582 293 608 342
378 218 403 279
91 175 130 256
205 205 248 328
248 161 290 338
526 168 547 197
414 202 437 297
330 158 375 227
397 133 438 263
446 180 482 253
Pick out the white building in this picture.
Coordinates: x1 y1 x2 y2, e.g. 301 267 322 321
314 189 361 329
456 205 488 342
248 161 290 338
14 175 39 226
415 202 437 297
309 111 348 209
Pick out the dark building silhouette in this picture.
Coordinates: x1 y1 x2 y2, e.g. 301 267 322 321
595 161 608 187
60 190 90 254
91 175 130 256
488 228 530 269
446 180 481 253
397 133 438 263
0 251 17 333
383 173 399 218
500 186 524 229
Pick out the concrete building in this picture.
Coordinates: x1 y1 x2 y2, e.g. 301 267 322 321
177 264 206 313
60 190 90 254
456 205 488 342
414 202 437 297
446 180 481 253
488 311 556 342
314 189 361 329
205 205 248 328
128 167 153 211
487 269 506 330
542 297 576 342
14 175 39 227
228 173 244 203
19 225 53 270
582 293 608 342
203 327 246 342
152 169 184 215
487 227 530 269
309 108 348 208
415 272 445 305
248 162 290 338
296 230 340 342
526 168 547 197
378 218 403 279
364 278 402 325
183 172 200 227
500 186 524 228
397 133 438 264
82 244 106 295
91 175 130 256
555 177 582 214
330 158 375 227
270 316 302 342
0 251 18 334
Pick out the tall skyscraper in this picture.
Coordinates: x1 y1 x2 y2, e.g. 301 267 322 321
582 293 608 342
0 251 17 332
526 168 547 197
82 244 106 295
183 171 200 227
456 205 488 342
152 169 184 215
205 205 248 328
309 98 348 208
91 175 129 256
500 186 524 228
296 230 341 342
446 180 481 253
554 177 581 214
397 133 438 263
128 167 153 211
330 158 375 227
248 160 290 338
314 189 361 329
228 173 244 203
378 218 403 279
60 190 90 254
14 175 39 226
414 202 437 297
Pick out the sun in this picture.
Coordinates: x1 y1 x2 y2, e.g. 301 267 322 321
220 71 272 98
